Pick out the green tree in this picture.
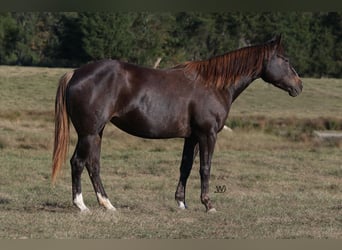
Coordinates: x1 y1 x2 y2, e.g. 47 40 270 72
320 12 342 77
78 12 135 62
10 12 39 65
130 12 175 67
53 12 87 66
0 13 19 64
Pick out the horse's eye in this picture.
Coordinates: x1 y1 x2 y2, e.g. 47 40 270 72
278 54 289 63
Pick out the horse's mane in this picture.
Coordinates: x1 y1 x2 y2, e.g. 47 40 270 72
175 38 283 89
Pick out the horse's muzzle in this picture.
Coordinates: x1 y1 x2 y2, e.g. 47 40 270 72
289 79 303 97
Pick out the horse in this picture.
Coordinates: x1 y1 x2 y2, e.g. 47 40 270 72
52 35 302 212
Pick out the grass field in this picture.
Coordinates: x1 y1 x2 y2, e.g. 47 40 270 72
0 65 341 239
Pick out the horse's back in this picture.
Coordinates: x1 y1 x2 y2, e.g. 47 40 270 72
70 59 119 84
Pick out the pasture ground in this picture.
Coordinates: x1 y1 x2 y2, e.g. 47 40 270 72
0 66 341 239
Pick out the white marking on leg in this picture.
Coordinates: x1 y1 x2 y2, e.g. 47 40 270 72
97 193 116 211
208 208 217 213
177 201 186 210
74 193 89 212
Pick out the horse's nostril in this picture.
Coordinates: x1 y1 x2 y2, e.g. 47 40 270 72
297 78 303 88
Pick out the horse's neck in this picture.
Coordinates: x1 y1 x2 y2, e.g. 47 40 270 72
229 75 260 102
227 51 265 102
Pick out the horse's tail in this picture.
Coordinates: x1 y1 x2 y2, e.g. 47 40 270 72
52 71 74 184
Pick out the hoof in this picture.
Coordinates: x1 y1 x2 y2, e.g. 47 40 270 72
177 201 187 210
106 207 117 212
207 208 217 213
80 208 90 214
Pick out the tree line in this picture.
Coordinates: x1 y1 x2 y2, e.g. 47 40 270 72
0 12 341 78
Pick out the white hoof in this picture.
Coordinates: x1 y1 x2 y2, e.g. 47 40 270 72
74 193 90 212
80 208 90 213
208 208 217 213
97 193 116 211
177 201 187 210
106 207 117 212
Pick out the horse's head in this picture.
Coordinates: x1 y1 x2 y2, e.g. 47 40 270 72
261 35 303 97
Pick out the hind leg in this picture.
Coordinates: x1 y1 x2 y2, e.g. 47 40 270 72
71 141 89 212
71 134 116 211
85 133 116 211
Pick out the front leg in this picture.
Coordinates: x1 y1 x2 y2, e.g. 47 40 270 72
175 137 198 209
198 131 217 212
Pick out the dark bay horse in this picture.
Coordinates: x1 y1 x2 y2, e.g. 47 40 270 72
52 35 302 212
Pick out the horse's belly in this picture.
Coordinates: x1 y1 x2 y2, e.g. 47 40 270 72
110 112 191 139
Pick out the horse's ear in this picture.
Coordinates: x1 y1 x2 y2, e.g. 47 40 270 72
268 34 282 47
275 34 282 46
271 34 284 54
